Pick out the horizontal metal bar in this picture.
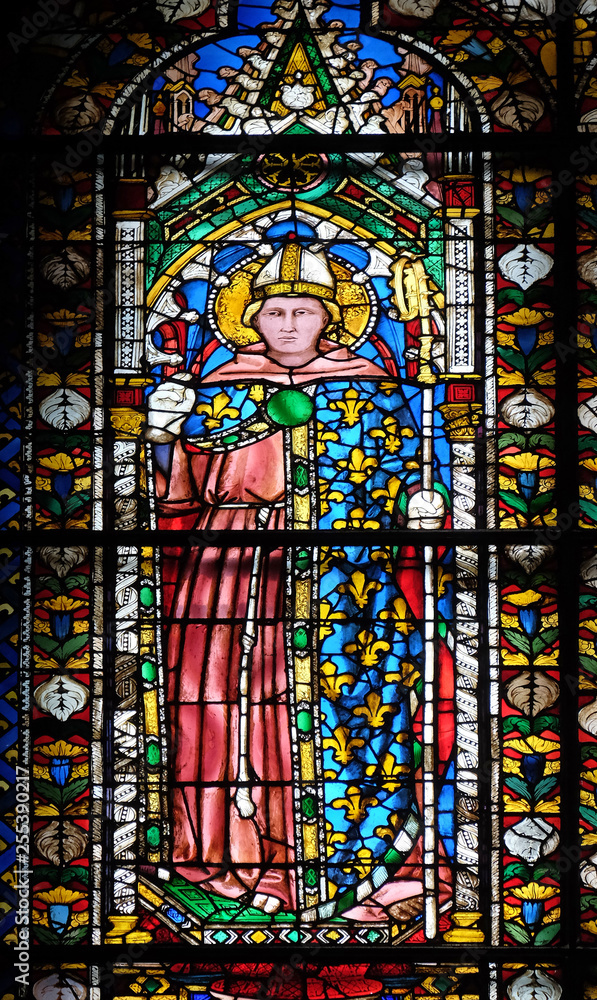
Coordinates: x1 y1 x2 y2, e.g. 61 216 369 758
11 941 594 963
6 130 574 155
1 527 593 547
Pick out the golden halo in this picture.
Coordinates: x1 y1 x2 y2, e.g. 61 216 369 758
211 255 375 349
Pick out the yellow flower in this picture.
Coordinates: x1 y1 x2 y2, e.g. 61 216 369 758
510 882 558 901
37 454 87 472
505 735 559 754
37 740 87 758
40 595 86 612
35 885 86 905
501 453 553 472
499 308 553 326
44 309 87 325
503 589 542 607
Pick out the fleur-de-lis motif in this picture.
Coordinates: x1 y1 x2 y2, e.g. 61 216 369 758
353 690 396 727
316 422 340 456
436 566 453 598
319 599 347 640
332 785 379 824
370 415 414 454
325 821 347 857
320 546 346 576
379 596 414 634
385 660 421 713
345 846 374 878
333 507 381 531
344 630 391 667
374 811 402 842
320 659 355 702
366 751 410 792
385 659 421 688
195 390 240 431
338 569 382 609
337 447 378 484
323 725 365 765
319 478 344 515
371 475 402 514
371 548 394 574
329 388 374 427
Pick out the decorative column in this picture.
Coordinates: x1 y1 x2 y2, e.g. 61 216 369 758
440 387 484 942
108 180 167 939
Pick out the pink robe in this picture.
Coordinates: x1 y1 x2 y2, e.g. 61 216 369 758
158 343 388 908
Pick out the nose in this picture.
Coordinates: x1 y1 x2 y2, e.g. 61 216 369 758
281 313 297 332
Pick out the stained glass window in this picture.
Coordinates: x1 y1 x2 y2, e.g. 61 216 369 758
3 0 596 997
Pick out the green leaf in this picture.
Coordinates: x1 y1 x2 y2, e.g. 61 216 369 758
579 207 597 230
60 776 89 804
504 920 531 944
62 925 88 946
504 862 531 881
497 205 525 228
59 634 89 658
503 716 531 736
502 567 528 587
39 495 64 517
531 627 559 655
528 570 554 587
533 713 559 733
497 288 525 306
580 655 597 675
579 356 597 374
534 922 560 946
505 774 531 799
580 498 597 521
34 633 59 654
580 804 597 827
64 492 90 517
499 431 527 449
503 628 531 655
33 778 63 806
526 346 556 372
580 432 597 452
527 432 555 449
498 346 526 371
499 491 530 514
534 861 560 879
582 743 597 761
29 865 61 886
529 492 554 514
34 925 61 946
64 573 89 591
580 595 597 609
61 865 89 885
36 575 63 594
526 204 552 227
534 776 558 800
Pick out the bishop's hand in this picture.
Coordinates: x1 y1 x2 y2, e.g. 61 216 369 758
146 375 196 443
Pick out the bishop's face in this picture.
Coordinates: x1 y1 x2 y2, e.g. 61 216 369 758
253 296 329 366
